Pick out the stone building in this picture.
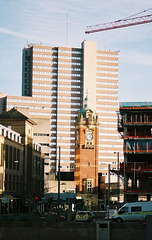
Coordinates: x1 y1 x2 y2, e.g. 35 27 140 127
0 108 44 213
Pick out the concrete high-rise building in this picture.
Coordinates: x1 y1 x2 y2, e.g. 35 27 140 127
0 40 123 189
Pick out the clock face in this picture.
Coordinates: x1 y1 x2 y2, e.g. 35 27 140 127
86 133 93 141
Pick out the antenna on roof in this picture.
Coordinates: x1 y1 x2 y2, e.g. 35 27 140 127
66 13 68 46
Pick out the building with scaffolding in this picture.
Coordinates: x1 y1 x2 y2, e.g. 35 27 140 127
118 102 152 202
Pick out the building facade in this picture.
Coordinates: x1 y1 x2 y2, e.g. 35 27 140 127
118 102 152 202
0 108 44 213
0 40 123 187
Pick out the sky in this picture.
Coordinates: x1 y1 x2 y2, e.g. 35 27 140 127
0 0 152 102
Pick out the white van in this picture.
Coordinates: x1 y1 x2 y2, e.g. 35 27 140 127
111 201 152 223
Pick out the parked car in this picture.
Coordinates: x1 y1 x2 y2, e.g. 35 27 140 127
75 211 94 222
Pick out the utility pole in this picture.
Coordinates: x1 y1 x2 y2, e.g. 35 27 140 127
107 164 110 219
114 152 120 204
58 146 61 210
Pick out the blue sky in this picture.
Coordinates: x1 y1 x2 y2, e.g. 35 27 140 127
0 0 152 102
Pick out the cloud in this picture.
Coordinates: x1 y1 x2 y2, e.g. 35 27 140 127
120 50 152 67
0 27 35 39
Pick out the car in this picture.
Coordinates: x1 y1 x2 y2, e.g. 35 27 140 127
41 211 58 219
75 211 94 222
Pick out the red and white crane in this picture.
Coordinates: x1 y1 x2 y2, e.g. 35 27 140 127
85 11 152 34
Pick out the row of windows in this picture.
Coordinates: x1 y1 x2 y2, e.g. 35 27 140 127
33 60 57 64
56 125 75 129
5 174 21 192
97 70 118 74
59 55 82 60
100 144 123 148
30 112 51 116
59 96 82 100
99 150 121 153
57 130 75 134
34 59 82 65
59 67 82 71
97 64 118 69
97 99 117 102
33 88 82 95
34 48 82 55
58 113 77 117
57 119 75 123
59 61 81 65
34 65 57 70
33 54 57 58
101 127 117 130
52 154 75 157
34 54 82 60
33 83 57 87
33 71 57 75
97 76 118 80
99 133 119 136
33 89 57 93
59 84 82 89
33 71 82 77
100 116 117 119
100 139 122 142
96 93 118 97
8 99 57 104
96 87 117 91
32 95 82 100
57 136 75 140
99 121 117 125
58 107 79 111
97 110 117 113
58 102 81 106
52 142 75 146
58 49 82 54
33 77 82 83
34 65 82 72
58 90 81 94
97 81 118 85
98 160 116 164
97 59 118 63
97 53 118 57
33 48 57 52
30 106 53 110
96 105 118 109
58 78 82 83
33 77 57 81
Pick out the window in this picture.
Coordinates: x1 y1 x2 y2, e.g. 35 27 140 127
118 207 128 215
84 179 93 192
87 181 92 192
131 206 142 212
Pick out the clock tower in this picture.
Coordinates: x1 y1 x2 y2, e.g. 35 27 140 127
74 97 99 208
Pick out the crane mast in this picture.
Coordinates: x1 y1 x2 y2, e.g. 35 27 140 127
85 14 152 34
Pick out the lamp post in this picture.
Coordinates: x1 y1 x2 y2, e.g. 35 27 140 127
58 146 61 210
107 164 110 219
114 152 120 203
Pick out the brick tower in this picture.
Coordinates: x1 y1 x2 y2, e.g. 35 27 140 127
74 97 99 209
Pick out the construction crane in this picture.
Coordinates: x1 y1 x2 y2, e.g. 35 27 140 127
85 13 152 34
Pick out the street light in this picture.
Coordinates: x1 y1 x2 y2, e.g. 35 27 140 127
114 152 120 203
58 146 61 210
